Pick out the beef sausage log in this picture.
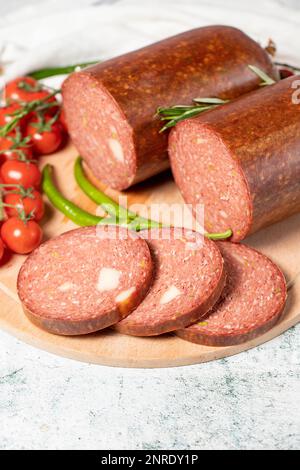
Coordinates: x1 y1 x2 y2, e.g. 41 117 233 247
169 75 300 242
17 226 153 336
62 25 277 190
115 228 226 336
176 242 287 347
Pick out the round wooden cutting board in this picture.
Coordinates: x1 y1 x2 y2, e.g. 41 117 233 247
0 142 299 368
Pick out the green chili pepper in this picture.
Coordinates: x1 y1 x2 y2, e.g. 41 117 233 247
42 164 116 227
29 62 99 80
43 164 161 231
43 162 232 238
74 157 130 221
74 157 162 229
73 157 232 237
205 229 232 240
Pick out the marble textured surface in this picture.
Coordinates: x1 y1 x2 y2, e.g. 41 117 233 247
0 0 300 450
1 325 299 450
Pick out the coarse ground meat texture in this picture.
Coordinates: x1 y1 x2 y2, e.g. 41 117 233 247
114 228 226 336
62 25 278 190
17 226 153 336
169 75 300 242
176 242 287 347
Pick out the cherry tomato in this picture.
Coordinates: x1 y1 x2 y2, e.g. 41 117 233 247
1 160 41 189
0 132 33 162
5 76 52 103
44 99 60 117
1 217 42 254
0 238 4 261
0 134 16 151
4 190 44 221
0 136 12 165
26 115 64 155
4 77 60 120
1 145 33 163
0 103 22 127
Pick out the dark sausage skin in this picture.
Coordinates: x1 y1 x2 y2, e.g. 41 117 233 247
62 25 277 190
169 75 300 241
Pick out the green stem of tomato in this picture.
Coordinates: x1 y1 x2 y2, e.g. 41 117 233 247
0 203 18 208
0 89 61 138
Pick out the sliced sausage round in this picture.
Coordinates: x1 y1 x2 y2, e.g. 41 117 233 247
169 75 300 242
176 242 287 347
115 228 226 336
62 25 277 190
17 226 153 336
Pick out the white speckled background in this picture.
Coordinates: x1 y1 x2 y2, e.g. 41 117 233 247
0 0 300 450
1 327 300 450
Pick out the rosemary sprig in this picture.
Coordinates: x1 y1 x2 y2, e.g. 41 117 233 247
29 61 99 80
158 65 276 131
158 99 228 132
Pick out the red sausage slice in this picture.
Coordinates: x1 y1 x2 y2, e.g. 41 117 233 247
176 242 287 347
169 76 300 242
62 26 277 190
17 226 153 336
115 228 226 336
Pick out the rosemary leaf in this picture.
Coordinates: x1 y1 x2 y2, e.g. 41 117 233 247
158 64 275 132
158 102 224 132
193 97 228 105
159 106 214 132
248 65 276 86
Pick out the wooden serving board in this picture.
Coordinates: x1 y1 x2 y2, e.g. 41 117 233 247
0 141 299 368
